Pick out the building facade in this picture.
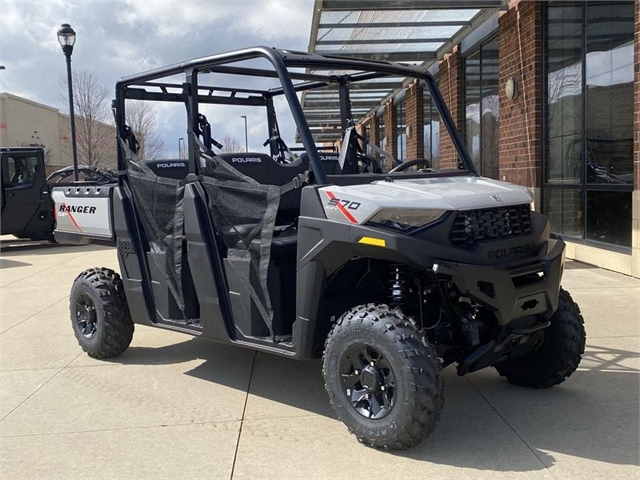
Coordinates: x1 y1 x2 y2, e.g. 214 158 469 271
0 92 116 174
346 1 639 277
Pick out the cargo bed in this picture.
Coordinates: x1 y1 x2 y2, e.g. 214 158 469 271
51 184 116 245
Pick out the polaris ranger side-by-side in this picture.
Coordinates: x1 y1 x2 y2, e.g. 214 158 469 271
62 47 586 450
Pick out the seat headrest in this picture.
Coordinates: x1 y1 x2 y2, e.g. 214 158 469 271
298 153 339 162
144 159 189 179
212 152 307 187
298 153 340 175
216 152 274 166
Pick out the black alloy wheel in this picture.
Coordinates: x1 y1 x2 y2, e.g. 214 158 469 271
75 292 98 339
323 304 444 450
340 343 396 419
70 268 134 359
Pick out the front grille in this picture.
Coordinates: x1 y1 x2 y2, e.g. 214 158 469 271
450 204 532 248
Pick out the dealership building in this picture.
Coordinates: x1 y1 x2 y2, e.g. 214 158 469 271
303 0 640 278
0 92 116 174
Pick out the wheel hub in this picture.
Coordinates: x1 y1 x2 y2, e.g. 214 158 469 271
339 343 396 419
360 365 383 392
75 292 97 339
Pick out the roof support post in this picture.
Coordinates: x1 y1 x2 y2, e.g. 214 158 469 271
185 69 199 175
338 80 352 131
265 96 280 158
114 90 126 175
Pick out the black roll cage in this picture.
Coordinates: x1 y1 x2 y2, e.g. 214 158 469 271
113 46 477 185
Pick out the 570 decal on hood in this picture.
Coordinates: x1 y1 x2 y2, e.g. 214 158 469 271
323 191 361 224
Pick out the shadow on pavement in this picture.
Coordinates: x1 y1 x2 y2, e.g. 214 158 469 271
115 337 639 471
565 261 597 270
0 258 32 268
113 337 334 418
0 239 110 256
397 343 639 471
111 336 248 367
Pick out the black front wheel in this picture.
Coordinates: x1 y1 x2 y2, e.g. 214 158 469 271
495 288 586 388
70 268 134 359
323 304 444 450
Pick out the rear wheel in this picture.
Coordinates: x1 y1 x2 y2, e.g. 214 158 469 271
70 268 134 359
323 304 444 450
495 288 586 388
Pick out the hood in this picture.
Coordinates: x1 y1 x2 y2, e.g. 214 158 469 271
318 176 534 225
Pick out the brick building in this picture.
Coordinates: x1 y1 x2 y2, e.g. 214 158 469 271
305 0 640 278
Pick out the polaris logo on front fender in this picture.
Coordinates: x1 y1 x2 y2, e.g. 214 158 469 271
488 244 532 260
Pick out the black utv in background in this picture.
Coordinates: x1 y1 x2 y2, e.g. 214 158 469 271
0 148 118 244
65 47 586 451
0 147 55 242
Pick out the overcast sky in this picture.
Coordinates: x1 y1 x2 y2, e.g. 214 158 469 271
0 0 315 156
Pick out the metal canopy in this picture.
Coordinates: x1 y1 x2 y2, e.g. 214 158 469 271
302 0 505 143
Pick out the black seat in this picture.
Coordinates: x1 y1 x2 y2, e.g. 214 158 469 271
207 152 310 261
144 159 189 179
215 152 309 225
270 227 298 259
298 153 340 175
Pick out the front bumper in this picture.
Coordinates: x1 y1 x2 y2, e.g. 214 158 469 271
435 236 565 326
431 237 566 375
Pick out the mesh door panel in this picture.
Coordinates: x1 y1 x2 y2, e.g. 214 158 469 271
200 153 281 333
124 146 186 310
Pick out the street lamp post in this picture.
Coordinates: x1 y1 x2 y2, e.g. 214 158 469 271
240 115 248 152
57 24 79 181
178 137 185 159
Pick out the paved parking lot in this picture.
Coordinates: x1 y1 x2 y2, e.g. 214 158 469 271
0 235 638 480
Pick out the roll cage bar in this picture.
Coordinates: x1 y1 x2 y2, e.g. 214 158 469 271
113 46 477 185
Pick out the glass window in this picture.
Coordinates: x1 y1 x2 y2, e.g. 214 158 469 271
546 3 583 184
464 37 499 178
543 188 584 239
378 114 386 153
480 39 499 179
586 190 632 246
585 2 634 185
423 87 441 168
396 99 406 160
465 50 481 172
544 1 633 248
4 156 39 187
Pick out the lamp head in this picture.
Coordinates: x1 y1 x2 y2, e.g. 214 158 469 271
57 24 76 55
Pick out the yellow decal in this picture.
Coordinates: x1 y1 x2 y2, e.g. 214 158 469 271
358 237 386 247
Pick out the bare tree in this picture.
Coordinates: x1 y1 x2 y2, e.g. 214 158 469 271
59 70 115 168
221 133 245 153
126 101 165 160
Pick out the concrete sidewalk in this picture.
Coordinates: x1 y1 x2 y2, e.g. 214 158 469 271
0 236 638 480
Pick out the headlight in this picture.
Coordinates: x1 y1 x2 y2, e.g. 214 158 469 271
367 209 446 231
